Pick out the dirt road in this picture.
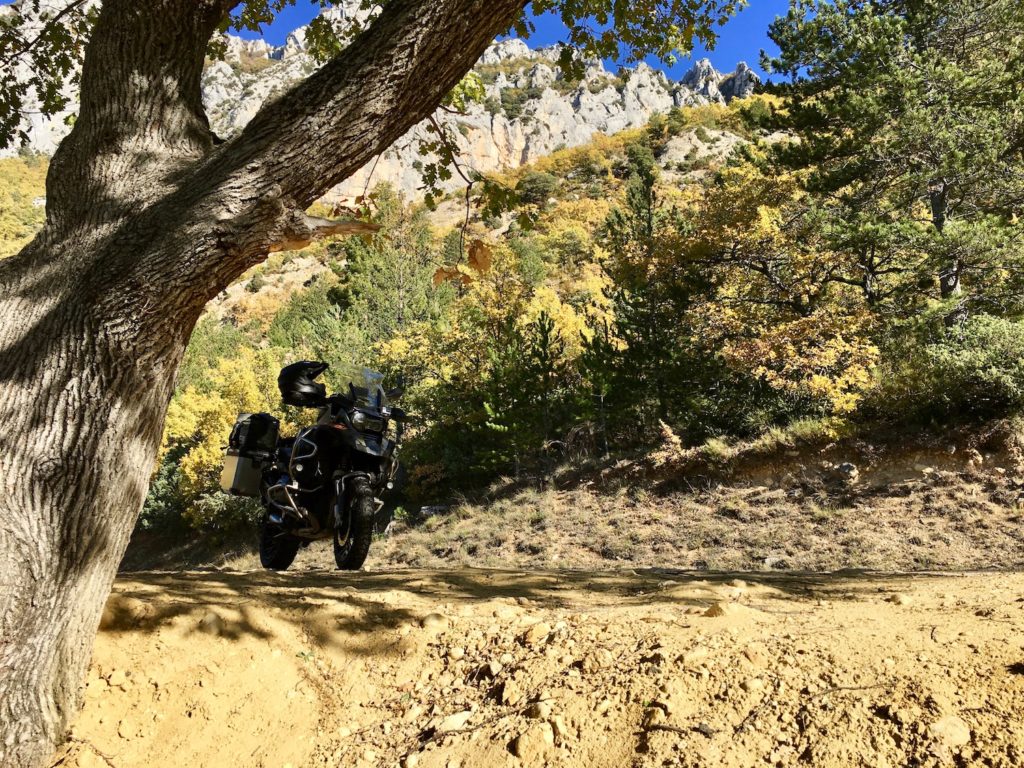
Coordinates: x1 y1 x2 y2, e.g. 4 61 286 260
60 569 1024 768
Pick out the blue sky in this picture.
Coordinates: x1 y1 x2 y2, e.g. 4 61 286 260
0 0 789 78
237 1 791 80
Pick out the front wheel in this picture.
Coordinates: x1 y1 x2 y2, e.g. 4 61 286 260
334 482 374 570
259 521 300 570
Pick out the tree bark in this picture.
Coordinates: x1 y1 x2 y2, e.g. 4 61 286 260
0 0 526 765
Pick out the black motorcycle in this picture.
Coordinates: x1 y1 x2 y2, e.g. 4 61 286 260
220 361 405 571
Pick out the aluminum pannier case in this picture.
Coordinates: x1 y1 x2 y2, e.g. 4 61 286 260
220 413 280 497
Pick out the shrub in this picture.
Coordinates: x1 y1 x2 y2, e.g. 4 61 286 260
246 272 266 293
876 314 1024 421
516 171 559 207
667 107 688 136
500 87 542 120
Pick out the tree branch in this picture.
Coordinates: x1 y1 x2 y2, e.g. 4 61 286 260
268 211 379 253
201 0 527 229
47 0 237 230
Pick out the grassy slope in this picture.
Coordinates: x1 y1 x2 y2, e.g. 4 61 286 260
120 418 1024 574
367 418 1024 572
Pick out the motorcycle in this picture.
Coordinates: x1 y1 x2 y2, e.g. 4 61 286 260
220 361 406 571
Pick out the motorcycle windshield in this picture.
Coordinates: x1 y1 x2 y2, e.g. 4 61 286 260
333 364 387 409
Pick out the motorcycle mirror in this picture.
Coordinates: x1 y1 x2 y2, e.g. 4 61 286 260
389 406 408 422
386 387 404 400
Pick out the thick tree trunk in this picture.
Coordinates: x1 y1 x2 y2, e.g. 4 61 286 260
0 240 195 768
0 0 527 765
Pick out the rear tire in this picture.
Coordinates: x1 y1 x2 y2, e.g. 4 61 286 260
259 521 300 570
334 483 373 570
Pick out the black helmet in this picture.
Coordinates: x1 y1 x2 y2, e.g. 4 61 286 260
278 361 328 407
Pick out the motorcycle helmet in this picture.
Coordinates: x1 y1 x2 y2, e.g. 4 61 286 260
278 361 329 407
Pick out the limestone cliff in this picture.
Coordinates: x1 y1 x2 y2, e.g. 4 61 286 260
4 6 759 200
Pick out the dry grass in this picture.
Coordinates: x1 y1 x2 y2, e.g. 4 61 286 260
368 422 1024 573
122 419 1024 575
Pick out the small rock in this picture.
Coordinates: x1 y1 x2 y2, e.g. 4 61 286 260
703 602 732 618
117 718 134 740
595 698 613 715
695 722 717 738
681 647 709 667
511 723 554 763
77 753 104 768
438 710 473 733
401 754 419 768
420 613 448 630
107 669 127 688
741 677 765 692
886 594 912 606
930 715 970 747
550 715 570 744
521 622 551 647
642 707 666 728
742 644 769 668
579 648 614 673
447 646 465 661
833 462 860 484
492 604 520 620
501 677 524 705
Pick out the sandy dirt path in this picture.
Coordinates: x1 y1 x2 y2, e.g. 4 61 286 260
59 569 1024 768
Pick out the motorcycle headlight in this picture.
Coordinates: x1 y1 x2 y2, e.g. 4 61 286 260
352 411 385 432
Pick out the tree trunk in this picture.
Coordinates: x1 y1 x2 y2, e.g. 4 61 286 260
0 0 528 765
0 236 201 767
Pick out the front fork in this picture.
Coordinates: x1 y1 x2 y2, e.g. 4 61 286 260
333 472 374 543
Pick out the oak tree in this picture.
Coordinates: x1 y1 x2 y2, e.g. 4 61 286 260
0 0 741 765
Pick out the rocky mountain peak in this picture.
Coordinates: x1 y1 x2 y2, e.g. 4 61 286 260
4 7 762 200
681 57 760 103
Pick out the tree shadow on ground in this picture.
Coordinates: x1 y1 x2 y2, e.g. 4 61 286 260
100 565 980 658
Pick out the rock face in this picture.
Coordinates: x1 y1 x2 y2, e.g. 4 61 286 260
4 4 760 200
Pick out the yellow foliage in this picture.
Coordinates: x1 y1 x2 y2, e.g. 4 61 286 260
530 129 645 180
522 285 591 357
0 156 48 258
231 290 288 330
539 198 613 235
378 240 612 402
162 348 293 524
721 312 880 414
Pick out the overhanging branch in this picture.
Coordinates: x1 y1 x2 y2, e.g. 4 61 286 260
202 0 528 216
268 212 380 253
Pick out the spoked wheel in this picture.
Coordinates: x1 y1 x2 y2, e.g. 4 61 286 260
259 520 300 570
334 482 374 571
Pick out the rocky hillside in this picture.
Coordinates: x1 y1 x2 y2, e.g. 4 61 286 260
4 3 758 200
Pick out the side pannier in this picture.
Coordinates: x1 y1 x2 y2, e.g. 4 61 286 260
220 413 280 497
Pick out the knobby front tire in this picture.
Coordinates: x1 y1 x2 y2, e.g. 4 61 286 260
334 482 373 570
